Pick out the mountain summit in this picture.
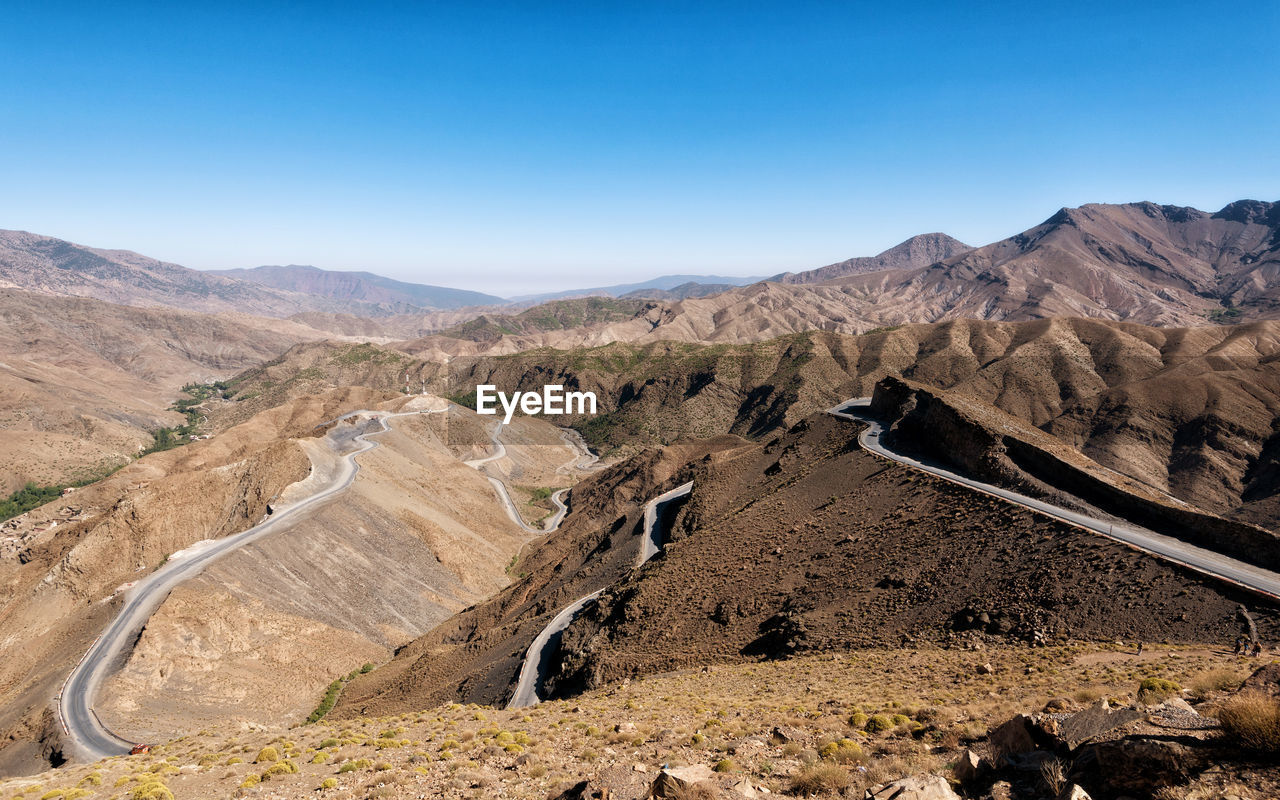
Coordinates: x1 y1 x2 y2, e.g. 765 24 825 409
773 232 972 284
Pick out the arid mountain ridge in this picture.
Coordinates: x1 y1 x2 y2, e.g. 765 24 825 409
4 199 1278 349
206 264 502 311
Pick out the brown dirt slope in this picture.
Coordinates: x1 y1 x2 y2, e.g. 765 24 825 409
0 289 337 493
331 412 1279 718
0 388 390 775
544 412 1279 697
330 435 749 716
93 409 540 742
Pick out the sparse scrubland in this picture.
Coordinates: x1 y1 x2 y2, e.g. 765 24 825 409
1 645 1273 800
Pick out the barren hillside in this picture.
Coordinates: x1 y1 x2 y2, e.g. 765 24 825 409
332 411 1279 718
0 290 336 493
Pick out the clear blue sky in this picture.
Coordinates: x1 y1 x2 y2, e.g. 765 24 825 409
1 1 1276 296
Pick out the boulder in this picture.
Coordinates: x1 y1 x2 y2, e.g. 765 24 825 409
651 765 718 799
1084 737 1207 795
726 737 766 755
865 773 960 800
952 748 986 785
1058 785 1092 800
987 714 1039 758
1056 701 1143 748
769 725 806 745
977 662 994 675
1240 662 1280 697
722 777 759 798
552 765 651 800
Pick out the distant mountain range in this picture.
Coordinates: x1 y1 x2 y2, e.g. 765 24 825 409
398 199 1280 352
507 273 766 304
207 264 503 310
4 199 1277 338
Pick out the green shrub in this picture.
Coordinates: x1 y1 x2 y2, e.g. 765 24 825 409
848 712 868 729
713 759 735 773
311 752 329 764
255 745 281 763
320 778 338 790
338 759 373 773
1137 678 1181 704
239 775 260 789
130 782 173 800
1218 692 1280 753
818 738 863 764
864 715 893 734
262 760 299 779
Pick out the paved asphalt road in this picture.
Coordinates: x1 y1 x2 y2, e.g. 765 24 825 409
466 421 572 534
58 409 441 761
508 480 694 709
828 398 1280 600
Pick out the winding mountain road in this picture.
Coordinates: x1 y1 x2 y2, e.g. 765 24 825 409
828 398 1280 600
465 421 574 534
58 408 444 761
508 480 693 708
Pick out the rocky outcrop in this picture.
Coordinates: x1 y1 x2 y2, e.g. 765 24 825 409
865 773 960 799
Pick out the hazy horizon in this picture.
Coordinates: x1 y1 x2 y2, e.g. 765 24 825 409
2 1 1276 295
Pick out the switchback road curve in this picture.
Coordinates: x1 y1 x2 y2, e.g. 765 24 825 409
828 398 1280 600
508 481 693 708
58 408 442 761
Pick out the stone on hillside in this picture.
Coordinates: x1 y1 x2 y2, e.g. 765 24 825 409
1085 737 1207 796
651 765 719 799
552 765 651 800
1057 701 1142 748
865 773 960 800
769 725 805 745
1240 662 1280 697
988 714 1038 758
1058 785 1093 800
952 748 986 784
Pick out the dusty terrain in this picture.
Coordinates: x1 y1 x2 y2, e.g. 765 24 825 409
0 643 1272 800
327 411 1278 722
92 406 589 743
331 436 746 715
234 319 1280 529
0 289 341 493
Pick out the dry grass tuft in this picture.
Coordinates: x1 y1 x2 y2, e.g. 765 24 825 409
1217 692 1280 753
789 761 849 796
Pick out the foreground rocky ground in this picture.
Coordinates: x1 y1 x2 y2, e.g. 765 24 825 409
3 643 1275 800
